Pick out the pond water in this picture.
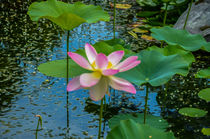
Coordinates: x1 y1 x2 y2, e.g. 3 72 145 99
0 0 209 139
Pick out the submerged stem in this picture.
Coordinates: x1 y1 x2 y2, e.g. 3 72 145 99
183 0 193 29
144 84 149 124
113 0 116 39
98 99 104 139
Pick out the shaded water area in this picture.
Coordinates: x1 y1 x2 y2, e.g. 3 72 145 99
0 0 210 139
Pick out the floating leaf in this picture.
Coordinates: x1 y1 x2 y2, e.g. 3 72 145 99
198 88 210 102
108 113 169 130
28 0 110 30
202 128 210 136
178 107 207 118
195 67 210 78
133 28 148 33
117 50 189 86
151 26 210 52
147 45 195 65
128 31 138 39
38 59 90 78
107 119 175 139
110 3 132 9
141 34 155 41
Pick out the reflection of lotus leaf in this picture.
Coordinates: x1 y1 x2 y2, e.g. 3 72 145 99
195 67 210 78
108 113 169 130
28 0 110 30
107 119 175 139
117 50 189 86
151 26 210 52
178 107 207 118
198 88 210 102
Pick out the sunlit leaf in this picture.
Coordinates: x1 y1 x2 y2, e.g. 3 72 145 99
117 50 189 86
38 59 90 78
151 26 210 52
110 3 132 9
195 67 210 78
108 113 169 130
107 119 175 139
28 0 110 30
147 45 195 66
141 34 155 41
178 107 207 118
128 31 138 39
133 28 148 33
202 128 210 136
198 88 210 102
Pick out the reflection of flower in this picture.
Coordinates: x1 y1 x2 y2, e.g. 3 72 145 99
67 43 141 101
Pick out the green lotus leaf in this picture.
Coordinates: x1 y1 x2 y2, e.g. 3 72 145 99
202 128 210 136
106 119 175 139
150 26 210 52
38 59 90 78
198 88 210 102
178 107 207 118
116 50 189 86
147 45 195 65
195 67 210 78
28 0 110 30
137 11 159 17
108 113 169 130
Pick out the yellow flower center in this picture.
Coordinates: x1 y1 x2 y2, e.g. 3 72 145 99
92 71 101 78
91 61 113 69
107 61 113 69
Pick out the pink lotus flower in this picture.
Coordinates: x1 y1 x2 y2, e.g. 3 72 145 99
67 43 141 101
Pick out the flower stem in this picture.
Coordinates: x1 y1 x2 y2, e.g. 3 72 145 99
183 0 193 29
66 31 70 82
144 84 149 124
163 2 169 26
161 2 169 48
98 98 104 139
113 0 116 39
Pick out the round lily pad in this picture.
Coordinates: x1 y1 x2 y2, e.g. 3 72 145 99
202 128 210 136
195 67 210 78
198 88 210 102
178 107 207 118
